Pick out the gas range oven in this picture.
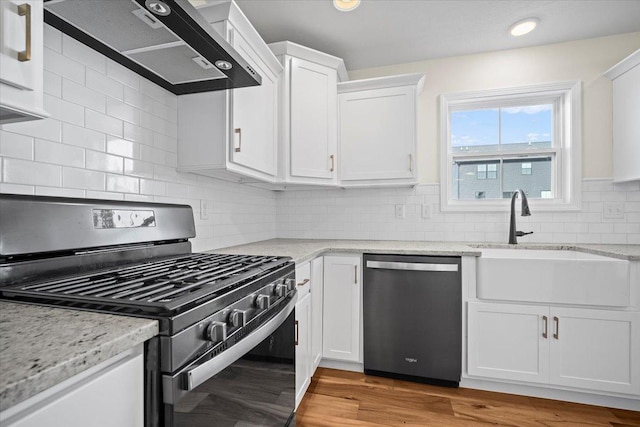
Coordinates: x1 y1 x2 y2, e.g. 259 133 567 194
0 194 296 427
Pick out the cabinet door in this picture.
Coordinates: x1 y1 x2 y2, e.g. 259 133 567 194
290 58 337 180
295 292 311 409
549 308 640 395
229 29 278 177
0 0 46 123
339 86 415 181
612 61 640 182
310 257 324 371
323 255 361 362
468 302 550 384
5 348 143 427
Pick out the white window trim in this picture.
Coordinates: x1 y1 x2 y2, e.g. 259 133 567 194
439 81 582 212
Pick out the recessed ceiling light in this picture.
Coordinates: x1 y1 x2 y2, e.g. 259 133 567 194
333 0 361 12
509 18 539 37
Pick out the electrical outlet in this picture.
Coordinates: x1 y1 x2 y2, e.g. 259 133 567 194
421 204 431 219
200 200 210 220
395 204 406 219
603 202 624 219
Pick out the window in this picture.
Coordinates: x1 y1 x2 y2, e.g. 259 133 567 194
477 164 486 180
440 81 582 211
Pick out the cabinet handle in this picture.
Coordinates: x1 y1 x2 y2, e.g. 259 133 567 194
542 315 548 339
553 316 559 340
234 128 241 152
297 278 310 287
294 320 299 346
354 265 358 284
330 154 335 172
409 154 413 172
18 3 31 62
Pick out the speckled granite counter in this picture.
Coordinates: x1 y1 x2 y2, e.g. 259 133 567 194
216 239 640 262
0 302 158 412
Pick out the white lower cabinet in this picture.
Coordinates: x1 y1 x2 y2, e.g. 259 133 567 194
294 262 311 409
310 257 324 371
322 254 361 362
1 345 144 427
468 301 640 396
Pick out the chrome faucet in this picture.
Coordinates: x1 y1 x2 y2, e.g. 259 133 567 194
509 189 533 244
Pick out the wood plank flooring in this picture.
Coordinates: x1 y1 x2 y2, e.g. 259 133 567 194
296 368 640 427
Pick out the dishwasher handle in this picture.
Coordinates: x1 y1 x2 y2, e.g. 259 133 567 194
366 260 459 272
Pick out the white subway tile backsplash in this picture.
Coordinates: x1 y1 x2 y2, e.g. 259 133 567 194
107 62 140 90
44 48 84 84
106 137 140 159
44 94 84 126
123 123 154 145
0 183 35 195
63 123 106 151
63 36 106 74
3 158 62 187
123 86 154 111
62 167 105 191
86 69 124 101
0 131 33 160
140 179 166 196
2 118 62 143
106 97 140 125
36 186 85 198
63 79 106 113
35 139 84 168
86 150 124 174
106 174 139 193
124 158 154 179
43 25 62 53
85 190 124 200
140 145 167 165
85 110 123 138
43 71 62 97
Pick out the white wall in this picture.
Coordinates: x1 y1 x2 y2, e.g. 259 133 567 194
0 26 276 251
348 32 640 182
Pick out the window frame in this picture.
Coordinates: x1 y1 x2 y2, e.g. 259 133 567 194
439 81 582 212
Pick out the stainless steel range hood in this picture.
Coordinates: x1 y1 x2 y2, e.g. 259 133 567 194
43 0 261 94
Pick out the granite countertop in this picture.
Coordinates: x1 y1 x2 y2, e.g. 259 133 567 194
0 302 158 412
216 239 640 262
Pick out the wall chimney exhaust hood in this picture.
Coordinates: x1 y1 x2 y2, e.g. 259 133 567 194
43 0 261 94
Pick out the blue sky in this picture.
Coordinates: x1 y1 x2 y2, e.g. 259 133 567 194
451 105 552 148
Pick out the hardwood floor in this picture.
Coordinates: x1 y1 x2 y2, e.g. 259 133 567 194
296 368 640 427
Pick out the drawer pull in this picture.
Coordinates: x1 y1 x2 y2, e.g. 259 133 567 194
294 320 299 346
18 3 31 62
297 278 310 287
330 154 335 172
234 128 241 152
542 315 548 339
553 316 559 340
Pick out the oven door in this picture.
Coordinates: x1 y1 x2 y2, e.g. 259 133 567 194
161 296 296 427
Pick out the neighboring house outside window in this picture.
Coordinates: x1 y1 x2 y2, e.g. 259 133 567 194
440 81 582 211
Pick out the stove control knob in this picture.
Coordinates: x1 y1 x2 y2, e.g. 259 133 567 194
275 283 288 297
229 309 247 327
285 278 296 291
206 321 227 344
255 294 271 310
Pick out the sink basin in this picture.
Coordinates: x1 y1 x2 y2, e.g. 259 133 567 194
477 248 631 306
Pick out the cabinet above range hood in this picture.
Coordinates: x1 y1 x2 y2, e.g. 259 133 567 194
44 0 261 94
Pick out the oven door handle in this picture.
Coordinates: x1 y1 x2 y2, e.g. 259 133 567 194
184 294 295 392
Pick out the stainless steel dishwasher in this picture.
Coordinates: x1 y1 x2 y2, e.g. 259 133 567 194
363 253 461 386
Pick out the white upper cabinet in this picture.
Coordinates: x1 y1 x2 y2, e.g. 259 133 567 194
338 74 424 187
177 1 282 183
0 0 48 124
269 41 348 186
605 49 640 183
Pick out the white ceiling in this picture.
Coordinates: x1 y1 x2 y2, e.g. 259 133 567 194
229 0 640 71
